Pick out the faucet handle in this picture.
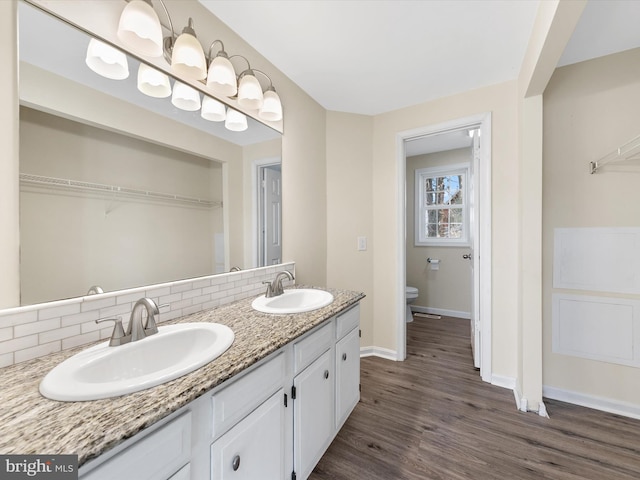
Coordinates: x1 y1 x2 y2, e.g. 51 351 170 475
262 281 274 298
96 316 127 347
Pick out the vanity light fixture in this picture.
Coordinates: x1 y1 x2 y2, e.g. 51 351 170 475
171 18 207 80
237 69 264 110
171 81 201 111
137 63 172 98
117 0 165 58
201 96 227 122
85 38 129 80
206 40 237 97
225 109 248 132
115 0 283 125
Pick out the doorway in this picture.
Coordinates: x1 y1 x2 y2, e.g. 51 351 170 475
396 113 492 382
253 159 282 267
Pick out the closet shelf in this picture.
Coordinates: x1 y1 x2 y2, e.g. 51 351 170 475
590 134 640 174
19 173 222 208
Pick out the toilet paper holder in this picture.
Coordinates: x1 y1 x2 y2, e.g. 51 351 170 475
427 257 439 263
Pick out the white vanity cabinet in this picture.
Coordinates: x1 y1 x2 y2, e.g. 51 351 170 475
78 303 360 480
335 306 361 429
292 325 334 480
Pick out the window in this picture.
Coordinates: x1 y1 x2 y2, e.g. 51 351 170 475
415 164 469 246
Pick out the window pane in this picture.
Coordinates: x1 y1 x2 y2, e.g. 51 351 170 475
450 208 463 223
427 223 437 237
427 210 438 224
449 223 462 238
425 177 436 192
425 192 436 206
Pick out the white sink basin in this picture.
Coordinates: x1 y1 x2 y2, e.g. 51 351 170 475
251 288 334 314
39 322 234 401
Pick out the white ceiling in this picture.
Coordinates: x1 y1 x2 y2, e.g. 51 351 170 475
202 0 640 116
200 0 640 154
201 0 539 116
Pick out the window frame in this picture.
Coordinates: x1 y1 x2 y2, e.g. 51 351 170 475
414 163 470 247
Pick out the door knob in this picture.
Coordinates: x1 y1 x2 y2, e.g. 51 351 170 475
232 455 241 471
324 370 329 379
462 254 472 260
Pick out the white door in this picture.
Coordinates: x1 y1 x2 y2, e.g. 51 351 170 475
259 165 282 266
468 130 482 369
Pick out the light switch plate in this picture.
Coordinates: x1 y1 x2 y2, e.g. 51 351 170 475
357 236 367 251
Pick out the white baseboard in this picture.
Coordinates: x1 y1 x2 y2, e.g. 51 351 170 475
360 346 399 361
543 385 640 420
491 374 516 390
411 305 470 320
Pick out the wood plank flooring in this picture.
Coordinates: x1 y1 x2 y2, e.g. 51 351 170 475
310 316 640 480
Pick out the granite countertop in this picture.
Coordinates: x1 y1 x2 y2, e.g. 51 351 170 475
0 287 364 466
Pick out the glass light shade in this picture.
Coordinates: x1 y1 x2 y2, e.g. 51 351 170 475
237 72 264 110
225 109 248 132
117 0 163 57
85 38 129 80
137 63 171 98
259 89 283 122
206 55 237 97
171 32 207 80
201 96 227 122
171 82 201 111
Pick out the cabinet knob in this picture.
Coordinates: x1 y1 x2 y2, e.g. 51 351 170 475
232 455 241 471
324 369 329 379
342 353 347 361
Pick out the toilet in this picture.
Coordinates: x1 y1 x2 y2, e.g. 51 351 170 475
405 286 419 323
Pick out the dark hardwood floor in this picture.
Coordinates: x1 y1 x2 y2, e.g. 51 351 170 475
310 316 640 479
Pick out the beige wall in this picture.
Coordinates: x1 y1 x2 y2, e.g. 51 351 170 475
406 148 472 315
543 47 640 405
0 0 19 308
326 111 373 345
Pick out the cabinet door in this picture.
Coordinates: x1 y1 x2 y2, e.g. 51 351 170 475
211 390 285 480
335 327 360 429
294 349 333 480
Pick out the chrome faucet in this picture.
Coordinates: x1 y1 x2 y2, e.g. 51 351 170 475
86 285 104 295
128 297 161 342
263 270 295 298
96 297 167 347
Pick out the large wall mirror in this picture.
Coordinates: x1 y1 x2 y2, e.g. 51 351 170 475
17 1 283 306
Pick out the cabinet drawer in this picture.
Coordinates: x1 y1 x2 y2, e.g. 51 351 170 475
336 304 360 340
81 412 191 480
212 352 285 439
211 390 285 479
294 322 332 374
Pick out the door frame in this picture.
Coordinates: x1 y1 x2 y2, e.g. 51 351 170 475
395 113 492 382
252 157 282 268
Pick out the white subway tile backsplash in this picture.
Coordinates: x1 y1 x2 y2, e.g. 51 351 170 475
38 304 80 321
0 310 37 327
0 262 295 366
99 303 133 319
0 353 13 368
182 289 203 300
0 335 39 355
40 325 81 344
15 341 61 364
14 318 61 338
192 278 211 289
62 331 100 350
171 283 193 294
0 328 12 343
61 310 100 327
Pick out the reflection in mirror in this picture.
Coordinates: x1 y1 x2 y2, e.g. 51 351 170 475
17 1 282 306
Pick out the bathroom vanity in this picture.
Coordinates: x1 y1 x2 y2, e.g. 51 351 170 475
0 288 363 480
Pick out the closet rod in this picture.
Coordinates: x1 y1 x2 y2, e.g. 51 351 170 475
590 134 640 174
19 173 221 208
